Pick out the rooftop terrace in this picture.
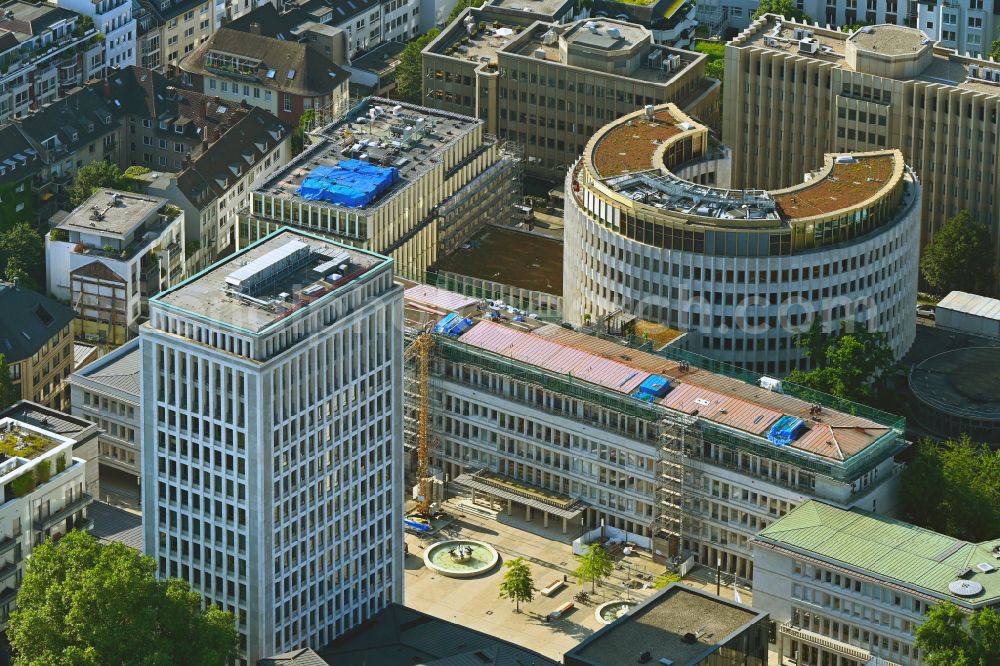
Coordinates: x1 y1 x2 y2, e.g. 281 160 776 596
738 17 1000 96
0 419 64 461
58 190 167 238
566 584 764 666
257 98 483 210
756 500 1000 609
586 104 906 226
153 229 389 334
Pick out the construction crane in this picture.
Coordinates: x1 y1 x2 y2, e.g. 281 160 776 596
405 332 434 517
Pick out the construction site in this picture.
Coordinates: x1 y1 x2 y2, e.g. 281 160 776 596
241 97 522 283
399 283 908 582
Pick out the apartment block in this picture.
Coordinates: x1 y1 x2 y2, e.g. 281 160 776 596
917 0 995 58
753 500 1000 666
698 0 911 34
178 14 350 126
0 124 42 227
46 190 185 345
141 105 291 268
0 1 106 123
68 339 141 505
278 0 421 56
54 0 137 69
242 97 521 281
0 405 95 627
403 286 908 581
564 102 920 373
132 0 215 71
422 12 718 178
724 17 1000 279
0 281 76 410
141 228 404 664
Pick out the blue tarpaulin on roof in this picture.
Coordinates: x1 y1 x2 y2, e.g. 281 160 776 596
296 159 400 207
632 374 672 402
433 313 474 337
767 415 806 446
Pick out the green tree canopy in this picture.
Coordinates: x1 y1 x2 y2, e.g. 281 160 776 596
916 602 1000 666
0 353 15 410
498 557 534 612
395 29 440 104
0 222 45 291
291 110 317 156
752 0 810 22
694 41 725 81
9 531 237 666
575 543 614 592
920 210 996 296
69 161 145 208
786 320 897 403
899 436 1000 542
446 0 486 24
991 38 1000 61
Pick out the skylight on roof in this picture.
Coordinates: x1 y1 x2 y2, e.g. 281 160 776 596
266 69 276 79
217 105 228 114
287 69 296 80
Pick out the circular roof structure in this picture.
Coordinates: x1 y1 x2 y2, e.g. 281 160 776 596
909 346 1000 422
948 580 984 597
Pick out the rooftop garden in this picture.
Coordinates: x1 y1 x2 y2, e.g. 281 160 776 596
773 155 895 218
0 429 57 461
592 110 685 176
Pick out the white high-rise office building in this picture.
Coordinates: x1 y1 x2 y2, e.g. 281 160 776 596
140 227 404 664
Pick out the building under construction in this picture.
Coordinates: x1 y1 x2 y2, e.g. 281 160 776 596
241 97 521 282
402 284 908 581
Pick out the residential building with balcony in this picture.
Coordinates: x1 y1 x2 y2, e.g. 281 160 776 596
242 97 521 280
132 0 216 72
0 281 76 410
68 339 141 506
422 13 719 179
402 286 908 581
591 0 698 48
563 103 920 374
46 189 185 345
177 18 350 125
917 0 995 58
724 17 1000 288
0 406 95 627
10 85 122 216
142 105 291 269
697 0 912 34
141 228 404 663
753 500 1000 666
0 1 106 123
0 124 42 227
54 0 137 69
278 0 421 57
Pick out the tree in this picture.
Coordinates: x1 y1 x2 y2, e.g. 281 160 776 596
395 29 440 104
291 110 317 156
0 354 14 411
575 543 614 593
991 38 1000 61
9 531 237 666
69 161 144 207
498 557 534 612
920 210 996 296
652 572 680 589
916 603 1000 666
446 0 486 24
752 0 810 22
786 321 897 403
694 41 725 82
899 436 1000 542
0 222 45 291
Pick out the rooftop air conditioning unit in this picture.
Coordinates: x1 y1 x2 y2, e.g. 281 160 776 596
969 64 979 78
793 27 804 39
765 37 779 47
533 48 545 59
607 26 621 39
798 38 819 54
759 376 783 393
644 104 655 118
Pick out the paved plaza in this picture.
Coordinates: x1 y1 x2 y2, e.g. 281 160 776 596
403 498 755 661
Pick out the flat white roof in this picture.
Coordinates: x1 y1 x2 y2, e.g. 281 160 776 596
937 291 1000 321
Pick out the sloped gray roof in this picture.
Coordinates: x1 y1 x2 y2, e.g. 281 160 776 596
0 281 75 363
88 501 143 551
74 338 140 398
259 648 329 666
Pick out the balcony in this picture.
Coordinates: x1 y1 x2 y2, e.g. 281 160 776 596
778 621 902 666
0 561 16 583
34 493 93 531
0 535 17 557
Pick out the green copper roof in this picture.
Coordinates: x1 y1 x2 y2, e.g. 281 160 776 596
755 500 1000 608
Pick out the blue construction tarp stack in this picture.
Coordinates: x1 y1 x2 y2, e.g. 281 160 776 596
433 313 474 337
296 159 400 207
632 374 672 402
767 415 806 446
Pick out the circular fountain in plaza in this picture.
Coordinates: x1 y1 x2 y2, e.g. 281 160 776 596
423 539 499 578
595 600 637 624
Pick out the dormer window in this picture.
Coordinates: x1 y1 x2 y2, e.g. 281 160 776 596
174 124 183 134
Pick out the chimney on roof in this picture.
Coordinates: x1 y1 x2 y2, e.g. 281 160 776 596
102 77 111 100
183 152 193 169
249 21 261 34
